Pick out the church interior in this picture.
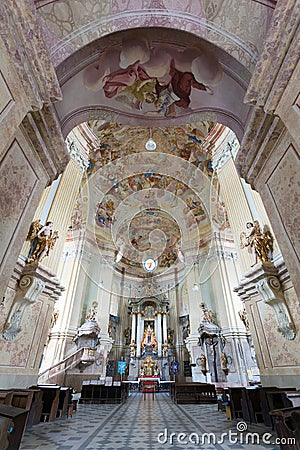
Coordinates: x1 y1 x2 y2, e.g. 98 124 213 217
0 1 299 449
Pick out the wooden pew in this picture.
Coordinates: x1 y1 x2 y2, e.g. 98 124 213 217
56 387 72 419
173 383 217 404
24 389 43 427
242 387 264 423
0 404 29 450
260 387 294 427
0 392 13 406
80 383 127 404
10 390 34 411
31 385 61 422
0 389 43 430
228 387 244 419
5 389 43 428
270 406 300 450
0 416 12 450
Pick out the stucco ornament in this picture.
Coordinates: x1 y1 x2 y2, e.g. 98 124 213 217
2 275 45 341
256 276 296 340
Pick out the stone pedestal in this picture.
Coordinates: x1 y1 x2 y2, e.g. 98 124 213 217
234 258 300 388
0 257 64 388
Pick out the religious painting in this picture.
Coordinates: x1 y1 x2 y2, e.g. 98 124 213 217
83 32 223 118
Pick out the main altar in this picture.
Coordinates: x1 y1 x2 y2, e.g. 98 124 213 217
126 296 173 381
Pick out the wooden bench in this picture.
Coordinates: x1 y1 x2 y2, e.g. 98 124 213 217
30 385 61 422
228 387 244 419
80 384 128 404
270 406 300 450
7 389 43 428
0 416 12 450
56 387 72 419
173 383 217 404
0 404 29 450
0 391 13 406
0 389 43 429
242 387 264 423
260 387 295 428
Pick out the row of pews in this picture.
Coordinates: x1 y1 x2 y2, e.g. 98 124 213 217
220 386 300 450
0 384 73 450
169 383 300 449
80 382 129 404
170 383 217 404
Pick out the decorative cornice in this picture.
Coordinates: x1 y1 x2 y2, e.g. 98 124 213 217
244 0 300 113
212 133 239 173
234 261 296 340
0 0 62 109
65 136 90 172
235 108 285 186
21 105 70 182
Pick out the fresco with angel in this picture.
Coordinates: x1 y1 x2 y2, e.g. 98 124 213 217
83 32 223 118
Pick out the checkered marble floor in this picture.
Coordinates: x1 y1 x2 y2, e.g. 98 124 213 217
20 392 280 450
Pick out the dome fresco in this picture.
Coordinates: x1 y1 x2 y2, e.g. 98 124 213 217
70 122 231 290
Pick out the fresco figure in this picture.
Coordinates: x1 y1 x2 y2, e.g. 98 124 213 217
103 60 150 98
169 58 213 108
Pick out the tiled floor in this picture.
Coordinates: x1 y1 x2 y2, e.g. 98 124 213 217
20 392 280 450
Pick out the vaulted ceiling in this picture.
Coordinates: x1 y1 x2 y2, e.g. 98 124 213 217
35 1 274 294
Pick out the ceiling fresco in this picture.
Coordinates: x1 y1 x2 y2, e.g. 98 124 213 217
54 27 252 140
33 1 272 295
83 32 223 120
70 122 231 291
87 121 214 171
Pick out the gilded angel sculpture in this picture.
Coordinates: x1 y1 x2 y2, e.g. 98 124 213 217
26 220 59 263
240 220 273 266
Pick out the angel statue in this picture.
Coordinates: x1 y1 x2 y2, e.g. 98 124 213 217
240 220 273 267
26 220 59 263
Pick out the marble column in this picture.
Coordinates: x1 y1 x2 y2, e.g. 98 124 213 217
44 159 84 273
157 313 162 356
131 313 136 344
214 156 254 274
40 231 89 369
136 312 142 357
162 313 168 345
96 265 114 374
96 266 112 337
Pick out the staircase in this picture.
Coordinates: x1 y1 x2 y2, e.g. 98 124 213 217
38 347 94 385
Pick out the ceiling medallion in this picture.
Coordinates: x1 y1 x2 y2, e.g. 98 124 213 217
143 258 158 272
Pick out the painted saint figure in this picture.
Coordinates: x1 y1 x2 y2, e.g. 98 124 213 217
141 324 158 353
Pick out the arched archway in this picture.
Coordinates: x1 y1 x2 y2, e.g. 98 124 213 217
54 27 251 142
